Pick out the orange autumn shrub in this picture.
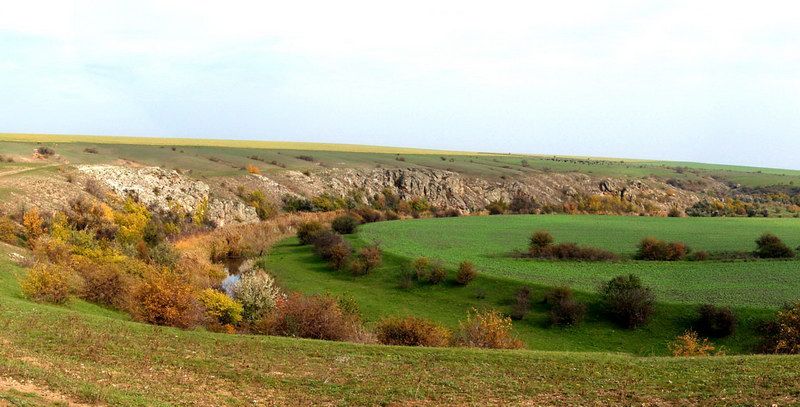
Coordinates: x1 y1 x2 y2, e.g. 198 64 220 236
130 268 201 328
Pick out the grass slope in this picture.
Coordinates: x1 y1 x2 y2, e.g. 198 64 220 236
358 215 800 308
1 249 799 405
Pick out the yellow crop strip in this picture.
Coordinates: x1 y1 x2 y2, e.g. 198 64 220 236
0 132 490 156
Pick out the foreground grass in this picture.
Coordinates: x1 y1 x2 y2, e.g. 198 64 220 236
359 215 800 308
1 258 799 405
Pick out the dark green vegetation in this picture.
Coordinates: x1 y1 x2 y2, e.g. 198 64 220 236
1 245 799 405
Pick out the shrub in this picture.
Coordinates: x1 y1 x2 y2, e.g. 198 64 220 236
22 208 45 242
534 243 618 261
754 233 795 259
398 269 415 289
759 302 800 354
20 263 73 304
231 271 280 321
331 215 359 234
635 237 687 261
510 194 539 214
485 199 508 215
84 147 99 154
545 286 586 326
432 207 461 218
529 230 554 254
354 207 383 223
296 221 325 245
245 164 261 174
257 293 364 341
375 316 451 347
695 304 736 338
36 146 55 156
600 274 655 328
295 155 314 162
411 257 431 281
510 287 531 320
242 190 275 220
130 269 200 328
428 260 447 284
312 230 347 259
668 330 721 356
0 215 20 245
73 258 131 308
350 245 382 276
282 195 314 212
455 261 477 285
453 309 523 349
667 206 684 217
198 288 243 326
689 251 709 261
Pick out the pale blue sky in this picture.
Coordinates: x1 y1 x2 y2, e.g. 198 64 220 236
1 1 799 169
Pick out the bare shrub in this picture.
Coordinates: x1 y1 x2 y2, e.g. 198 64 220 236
635 237 688 261
73 257 131 309
257 293 364 341
453 309 523 349
375 316 451 347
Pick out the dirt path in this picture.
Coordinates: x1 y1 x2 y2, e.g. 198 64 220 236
0 164 59 179
0 376 94 406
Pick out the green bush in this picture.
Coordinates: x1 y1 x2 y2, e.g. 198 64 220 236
485 199 508 215
296 221 325 245
331 215 359 234
754 233 795 259
545 286 586 326
600 274 655 329
696 304 736 338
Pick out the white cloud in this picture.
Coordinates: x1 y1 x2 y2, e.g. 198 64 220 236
1 0 799 167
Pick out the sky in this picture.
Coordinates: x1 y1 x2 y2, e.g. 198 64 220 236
1 1 799 169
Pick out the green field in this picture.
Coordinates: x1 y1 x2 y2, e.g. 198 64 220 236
357 215 800 308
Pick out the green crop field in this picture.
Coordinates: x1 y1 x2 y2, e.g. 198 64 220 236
356 215 800 308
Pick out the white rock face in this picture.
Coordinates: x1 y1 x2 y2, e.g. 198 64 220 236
77 165 258 226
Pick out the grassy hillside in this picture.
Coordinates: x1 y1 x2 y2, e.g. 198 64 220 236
3 132 800 185
1 246 799 405
358 215 800 308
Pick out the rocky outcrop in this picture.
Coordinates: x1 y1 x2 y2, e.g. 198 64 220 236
77 165 258 226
